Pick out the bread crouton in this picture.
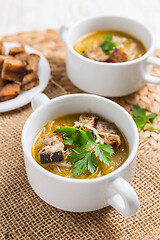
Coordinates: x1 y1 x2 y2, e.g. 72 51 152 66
0 55 14 72
21 72 39 91
83 48 108 62
0 78 4 89
0 82 20 102
107 48 128 63
15 52 29 65
0 78 9 90
26 54 40 72
1 58 26 82
0 42 5 55
9 45 25 56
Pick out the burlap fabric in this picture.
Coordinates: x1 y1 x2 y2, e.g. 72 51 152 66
0 30 160 240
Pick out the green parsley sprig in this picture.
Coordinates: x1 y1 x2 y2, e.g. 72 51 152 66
54 121 89 146
131 105 160 132
99 34 117 55
54 127 114 177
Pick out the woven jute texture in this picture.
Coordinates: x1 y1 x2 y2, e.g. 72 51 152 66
0 30 160 240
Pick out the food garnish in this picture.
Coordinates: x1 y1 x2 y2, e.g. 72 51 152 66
99 34 117 55
131 105 160 132
55 126 114 177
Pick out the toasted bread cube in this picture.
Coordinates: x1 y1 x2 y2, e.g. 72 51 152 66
107 48 128 63
15 52 29 65
0 78 8 89
83 48 108 62
0 55 14 72
0 42 5 55
21 72 39 91
0 82 20 102
9 45 25 56
1 58 26 82
0 78 4 89
26 54 40 72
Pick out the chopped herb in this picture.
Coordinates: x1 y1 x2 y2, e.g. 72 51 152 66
94 144 114 166
54 125 88 146
68 141 114 177
131 105 160 131
54 124 115 177
100 34 117 55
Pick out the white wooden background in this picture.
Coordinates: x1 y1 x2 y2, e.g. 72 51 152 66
0 0 159 48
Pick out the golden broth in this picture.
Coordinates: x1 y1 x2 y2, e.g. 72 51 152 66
73 31 146 61
32 114 129 179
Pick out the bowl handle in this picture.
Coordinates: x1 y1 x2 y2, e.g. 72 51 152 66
59 25 69 43
142 56 160 84
31 93 50 111
107 176 139 216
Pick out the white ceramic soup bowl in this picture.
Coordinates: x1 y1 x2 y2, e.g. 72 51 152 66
22 93 139 216
60 16 160 97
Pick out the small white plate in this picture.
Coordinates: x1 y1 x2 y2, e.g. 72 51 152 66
0 42 50 112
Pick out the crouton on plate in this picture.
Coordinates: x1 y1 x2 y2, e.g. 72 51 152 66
1 58 26 82
15 52 29 65
0 55 14 71
26 53 40 72
21 72 39 91
9 45 25 56
0 42 5 55
0 82 20 102
0 78 8 90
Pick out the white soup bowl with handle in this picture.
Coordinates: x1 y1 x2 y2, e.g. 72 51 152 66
22 93 139 216
60 16 160 97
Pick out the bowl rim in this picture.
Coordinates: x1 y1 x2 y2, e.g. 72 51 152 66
22 93 139 183
66 15 154 66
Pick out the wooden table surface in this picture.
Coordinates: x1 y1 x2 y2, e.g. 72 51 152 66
0 0 160 48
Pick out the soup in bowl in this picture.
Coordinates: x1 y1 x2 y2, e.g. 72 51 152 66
60 16 160 96
73 31 146 63
22 93 139 216
32 113 129 179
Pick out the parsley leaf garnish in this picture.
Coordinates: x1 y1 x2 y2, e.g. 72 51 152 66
68 142 114 177
54 123 115 177
54 126 88 146
87 153 98 174
100 34 117 55
131 105 160 132
94 144 114 166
